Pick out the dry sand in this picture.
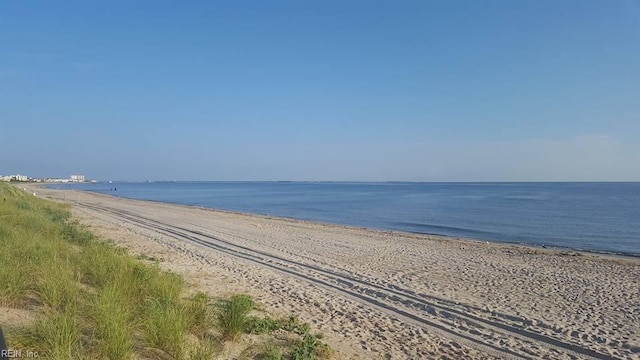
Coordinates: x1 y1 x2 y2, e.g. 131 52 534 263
27 186 640 359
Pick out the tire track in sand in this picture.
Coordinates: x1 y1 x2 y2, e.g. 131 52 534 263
75 201 616 360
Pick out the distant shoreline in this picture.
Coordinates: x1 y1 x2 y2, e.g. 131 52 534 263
37 180 640 183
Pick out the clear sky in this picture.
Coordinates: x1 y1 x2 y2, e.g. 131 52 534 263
1 1 639 181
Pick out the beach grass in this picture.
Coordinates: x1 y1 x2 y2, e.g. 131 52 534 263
218 294 254 340
0 183 332 359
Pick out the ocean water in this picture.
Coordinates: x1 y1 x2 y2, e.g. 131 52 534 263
49 182 640 256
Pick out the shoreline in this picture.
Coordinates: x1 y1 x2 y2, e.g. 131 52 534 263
1 183 329 359
37 184 640 260
22 184 640 359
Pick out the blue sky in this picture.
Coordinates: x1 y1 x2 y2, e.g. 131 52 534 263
1 1 639 181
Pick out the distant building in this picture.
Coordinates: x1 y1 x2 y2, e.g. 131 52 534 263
0 174 29 181
70 175 85 182
45 178 69 183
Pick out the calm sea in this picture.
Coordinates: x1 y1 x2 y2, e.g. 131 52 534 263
49 182 640 256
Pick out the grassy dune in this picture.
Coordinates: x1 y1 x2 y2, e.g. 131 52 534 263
0 183 331 360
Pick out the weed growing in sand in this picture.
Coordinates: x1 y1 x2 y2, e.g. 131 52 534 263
246 314 332 359
218 294 254 340
188 334 220 360
261 342 283 360
136 253 162 263
248 315 310 335
290 333 333 360
185 291 215 338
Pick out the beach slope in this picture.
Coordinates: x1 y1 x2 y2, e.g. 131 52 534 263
30 186 640 359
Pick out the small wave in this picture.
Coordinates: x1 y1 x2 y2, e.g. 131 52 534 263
502 196 546 201
393 221 499 238
395 222 640 258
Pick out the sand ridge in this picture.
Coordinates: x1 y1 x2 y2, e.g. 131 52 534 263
28 186 640 359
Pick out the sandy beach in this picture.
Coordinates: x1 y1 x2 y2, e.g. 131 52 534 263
27 185 640 359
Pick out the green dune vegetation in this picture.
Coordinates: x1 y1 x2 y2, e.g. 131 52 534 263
0 183 332 360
